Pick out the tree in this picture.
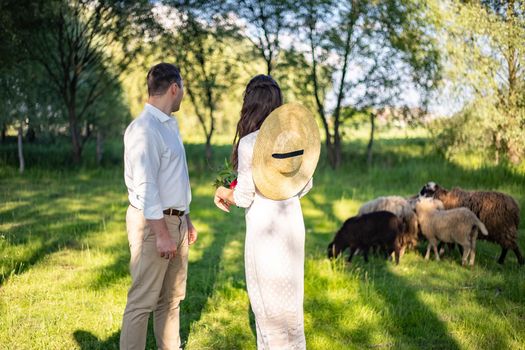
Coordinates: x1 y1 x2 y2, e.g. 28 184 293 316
296 0 441 169
0 65 54 173
434 0 525 163
235 0 294 75
16 0 155 163
161 3 239 161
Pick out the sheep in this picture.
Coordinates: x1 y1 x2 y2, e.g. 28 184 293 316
419 182 524 265
358 196 419 256
327 211 403 264
415 198 488 266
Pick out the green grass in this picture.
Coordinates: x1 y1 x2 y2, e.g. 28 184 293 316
1 129 524 349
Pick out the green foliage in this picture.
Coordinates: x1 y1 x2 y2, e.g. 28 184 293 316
434 0 525 163
2 0 524 169
292 0 442 169
213 158 237 189
0 0 156 162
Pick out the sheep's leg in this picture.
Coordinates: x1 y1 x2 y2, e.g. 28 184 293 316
385 245 395 261
438 242 445 256
497 248 508 265
469 241 476 266
512 246 524 265
431 239 440 261
425 243 432 260
382 245 389 260
457 244 464 257
399 245 406 258
461 245 470 266
363 247 370 263
394 247 400 265
347 247 357 263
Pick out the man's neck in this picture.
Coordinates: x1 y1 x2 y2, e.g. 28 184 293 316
147 98 172 117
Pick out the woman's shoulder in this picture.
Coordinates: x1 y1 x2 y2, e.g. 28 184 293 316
239 130 259 148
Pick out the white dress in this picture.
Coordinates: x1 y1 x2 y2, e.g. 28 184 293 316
233 131 313 350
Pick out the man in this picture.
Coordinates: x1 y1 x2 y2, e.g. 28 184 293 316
121 63 197 350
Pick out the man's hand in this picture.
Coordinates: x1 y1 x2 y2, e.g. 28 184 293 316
188 223 198 245
156 233 178 259
147 218 177 259
187 215 198 245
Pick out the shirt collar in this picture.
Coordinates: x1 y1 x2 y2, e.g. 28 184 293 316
145 103 172 123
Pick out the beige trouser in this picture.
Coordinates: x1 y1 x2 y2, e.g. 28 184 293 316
120 205 189 350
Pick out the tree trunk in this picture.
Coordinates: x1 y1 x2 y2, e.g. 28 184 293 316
96 129 104 165
26 126 36 143
205 135 212 163
325 138 342 170
367 113 375 166
325 137 334 169
266 58 272 76
1 123 6 143
333 132 342 169
68 105 82 164
17 125 25 174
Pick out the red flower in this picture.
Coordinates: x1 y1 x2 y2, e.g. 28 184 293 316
229 179 238 189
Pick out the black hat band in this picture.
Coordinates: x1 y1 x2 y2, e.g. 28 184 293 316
271 150 304 159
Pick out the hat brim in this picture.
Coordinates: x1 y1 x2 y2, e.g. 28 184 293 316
253 103 321 200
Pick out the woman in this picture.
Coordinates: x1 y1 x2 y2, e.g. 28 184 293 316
214 75 313 349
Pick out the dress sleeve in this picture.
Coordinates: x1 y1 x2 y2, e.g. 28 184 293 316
233 137 256 208
298 177 313 199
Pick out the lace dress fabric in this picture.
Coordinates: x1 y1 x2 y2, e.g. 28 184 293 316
233 131 313 349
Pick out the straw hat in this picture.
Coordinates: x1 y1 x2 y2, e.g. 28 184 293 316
252 102 321 200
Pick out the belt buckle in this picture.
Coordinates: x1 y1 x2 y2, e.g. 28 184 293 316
165 208 183 216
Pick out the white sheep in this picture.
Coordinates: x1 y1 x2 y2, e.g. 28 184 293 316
415 198 488 266
358 196 419 256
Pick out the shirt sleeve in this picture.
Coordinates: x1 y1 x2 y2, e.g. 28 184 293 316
233 137 256 208
298 177 313 199
126 127 164 220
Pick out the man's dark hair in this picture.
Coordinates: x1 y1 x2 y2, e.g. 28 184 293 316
146 63 182 96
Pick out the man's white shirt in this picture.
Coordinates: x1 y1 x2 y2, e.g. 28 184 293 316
124 103 191 220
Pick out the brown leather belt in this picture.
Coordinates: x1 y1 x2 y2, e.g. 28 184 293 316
163 208 185 216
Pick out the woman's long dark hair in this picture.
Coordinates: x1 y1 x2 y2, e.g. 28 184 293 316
231 75 283 170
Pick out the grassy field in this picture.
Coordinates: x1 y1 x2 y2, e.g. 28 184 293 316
1 129 524 349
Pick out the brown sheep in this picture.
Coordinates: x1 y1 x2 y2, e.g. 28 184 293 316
419 182 524 265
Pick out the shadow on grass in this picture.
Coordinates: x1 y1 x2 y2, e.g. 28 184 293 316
306 255 462 349
2 137 525 348
73 330 120 350
179 204 232 345
0 173 125 286
0 143 231 287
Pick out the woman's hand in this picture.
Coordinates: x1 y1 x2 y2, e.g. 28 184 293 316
214 186 232 212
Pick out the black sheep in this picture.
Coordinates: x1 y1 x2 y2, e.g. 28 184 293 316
419 182 524 265
327 211 403 264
